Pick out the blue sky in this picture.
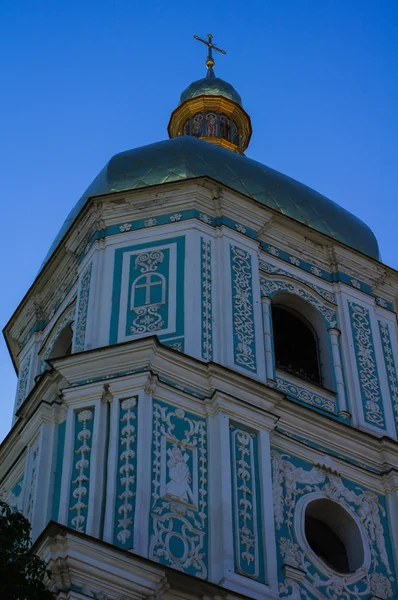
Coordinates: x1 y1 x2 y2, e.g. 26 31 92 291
0 1 397 441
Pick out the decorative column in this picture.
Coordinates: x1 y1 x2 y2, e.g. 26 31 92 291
328 328 349 417
262 297 275 382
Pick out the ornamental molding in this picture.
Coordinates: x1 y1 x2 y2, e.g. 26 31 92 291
260 276 337 327
74 262 93 353
26 442 40 522
230 424 264 582
149 401 208 579
276 376 337 415
259 259 336 304
348 302 385 430
378 320 398 434
15 352 32 411
230 245 256 372
68 408 94 533
272 449 394 600
114 397 138 547
200 238 213 362
0 474 24 514
144 375 157 396
130 251 166 335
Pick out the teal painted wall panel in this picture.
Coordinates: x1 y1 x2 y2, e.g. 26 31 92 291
68 408 95 533
230 422 265 582
271 447 396 599
110 237 185 346
348 302 386 430
113 397 138 548
148 399 208 579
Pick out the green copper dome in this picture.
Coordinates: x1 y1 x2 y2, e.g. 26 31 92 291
41 136 380 268
180 69 243 106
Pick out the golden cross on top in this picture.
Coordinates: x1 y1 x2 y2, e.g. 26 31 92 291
194 33 226 69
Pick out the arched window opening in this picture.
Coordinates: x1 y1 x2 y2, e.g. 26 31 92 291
48 325 73 360
220 114 230 140
182 119 190 136
231 120 240 146
272 306 321 384
205 113 217 137
192 113 203 138
304 499 364 574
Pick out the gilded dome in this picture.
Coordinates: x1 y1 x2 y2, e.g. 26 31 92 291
41 136 380 268
180 70 243 106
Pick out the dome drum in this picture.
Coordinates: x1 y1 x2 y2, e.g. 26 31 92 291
168 95 252 154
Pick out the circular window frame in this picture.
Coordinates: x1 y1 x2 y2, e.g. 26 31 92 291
294 492 370 583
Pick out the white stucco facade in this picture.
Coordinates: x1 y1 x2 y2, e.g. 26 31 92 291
2 173 398 600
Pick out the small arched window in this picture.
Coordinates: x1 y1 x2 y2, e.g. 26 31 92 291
192 113 203 138
48 325 73 360
272 305 321 385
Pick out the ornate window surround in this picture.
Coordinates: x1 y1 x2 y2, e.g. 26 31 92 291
294 491 371 582
260 273 350 416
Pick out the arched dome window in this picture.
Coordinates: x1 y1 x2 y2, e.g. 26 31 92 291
272 305 321 385
192 113 204 138
48 325 73 360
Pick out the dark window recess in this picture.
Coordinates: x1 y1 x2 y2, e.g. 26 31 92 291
272 306 321 384
305 515 350 573
49 326 73 360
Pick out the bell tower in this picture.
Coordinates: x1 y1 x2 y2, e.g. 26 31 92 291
1 34 398 600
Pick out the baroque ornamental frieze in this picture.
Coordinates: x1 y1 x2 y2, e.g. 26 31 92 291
259 259 336 304
113 397 138 548
272 449 395 600
73 262 93 353
149 400 208 579
110 237 185 346
378 320 398 435
68 408 95 533
230 423 265 582
0 473 24 514
15 351 32 411
26 442 39 523
348 302 386 430
260 276 337 327
200 237 213 362
230 245 257 372
275 377 337 415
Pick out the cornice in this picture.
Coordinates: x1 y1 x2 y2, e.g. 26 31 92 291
46 337 398 476
33 522 257 600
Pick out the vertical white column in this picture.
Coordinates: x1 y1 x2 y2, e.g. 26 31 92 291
58 406 75 525
262 297 275 382
183 229 202 360
134 377 155 557
103 391 118 544
31 422 56 540
208 410 234 583
258 429 279 594
86 239 107 351
86 395 108 538
328 327 349 417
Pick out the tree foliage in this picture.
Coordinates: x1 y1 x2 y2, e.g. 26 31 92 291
0 501 53 600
